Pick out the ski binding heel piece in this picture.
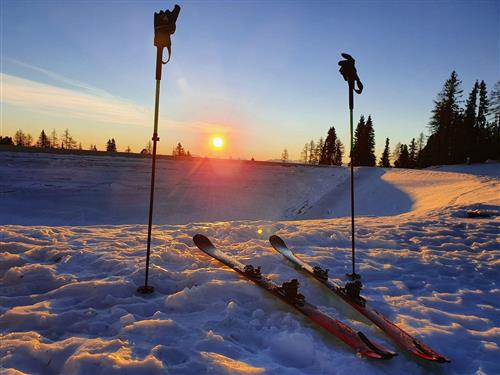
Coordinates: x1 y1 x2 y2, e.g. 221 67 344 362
343 280 366 307
279 279 306 307
313 266 329 281
243 265 262 280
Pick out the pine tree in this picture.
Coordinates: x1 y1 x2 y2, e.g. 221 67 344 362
379 138 391 167
333 139 344 166
174 142 185 156
491 81 500 118
475 80 489 161
462 81 479 162
408 138 417 168
426 71 463 165
489 81 500 160
106 138 117 152
395 144 410 168
321 126 337 165
126 146 131 153
364 115 376 166
351 115 365 166
415 132 426 167
37 130 50 148
351 115 376 166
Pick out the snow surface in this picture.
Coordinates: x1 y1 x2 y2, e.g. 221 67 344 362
0 152 499 374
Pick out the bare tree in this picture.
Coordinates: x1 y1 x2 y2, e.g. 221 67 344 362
50 129 58 148
301 143 309 163
281 148 289 163
14 130 26 146
62 129 77 149
308 140 316 164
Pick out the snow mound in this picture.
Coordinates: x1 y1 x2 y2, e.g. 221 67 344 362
1 206 499 374
1 152 499 374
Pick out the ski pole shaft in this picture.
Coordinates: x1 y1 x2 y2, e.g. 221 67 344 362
141 80 161 293
349 105 356 278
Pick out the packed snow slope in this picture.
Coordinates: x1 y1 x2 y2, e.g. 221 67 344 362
0 152 498 225
0 151 499 374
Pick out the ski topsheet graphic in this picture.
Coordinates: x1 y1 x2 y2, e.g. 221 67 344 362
193 234 396 360
269 234 450 363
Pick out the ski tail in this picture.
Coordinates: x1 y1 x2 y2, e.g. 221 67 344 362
412 340 450 363
357 331 396 360
269 234 450 364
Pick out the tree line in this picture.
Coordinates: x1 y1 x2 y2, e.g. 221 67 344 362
0 128 193 157
387 74 499 168
0 128 111 152
419 72 499 166
296 125 345 165
284 73 499 168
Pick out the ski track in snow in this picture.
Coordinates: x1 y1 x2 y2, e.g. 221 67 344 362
0 152 499 375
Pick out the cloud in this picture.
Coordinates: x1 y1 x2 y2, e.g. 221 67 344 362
0 64 245 137
7 58 115 98
1 73 151 126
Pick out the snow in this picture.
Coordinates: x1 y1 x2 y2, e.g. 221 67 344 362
0 151 499 374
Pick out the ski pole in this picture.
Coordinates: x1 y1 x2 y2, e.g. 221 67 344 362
138 4 181 295
338 53 363 281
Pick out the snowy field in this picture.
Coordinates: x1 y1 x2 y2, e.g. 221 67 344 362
0 151 499 374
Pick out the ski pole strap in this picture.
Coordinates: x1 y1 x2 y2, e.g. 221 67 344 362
154 4 181 80
338 53 363 98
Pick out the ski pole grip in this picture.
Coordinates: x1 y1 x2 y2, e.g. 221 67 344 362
338 53 363 109
154 4 181 80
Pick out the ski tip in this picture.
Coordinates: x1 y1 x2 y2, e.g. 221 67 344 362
269 234 287 248
193 234 215 249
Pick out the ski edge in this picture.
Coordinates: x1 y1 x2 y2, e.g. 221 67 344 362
268 234 450 364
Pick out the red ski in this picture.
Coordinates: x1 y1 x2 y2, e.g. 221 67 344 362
193 234 396 360
269 234 450 363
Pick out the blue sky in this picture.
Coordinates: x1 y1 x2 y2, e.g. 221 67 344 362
1 0 498 159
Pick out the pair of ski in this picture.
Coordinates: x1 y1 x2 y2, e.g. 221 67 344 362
193 234 449 363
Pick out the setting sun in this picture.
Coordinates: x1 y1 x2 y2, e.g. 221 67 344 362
212 136 224 149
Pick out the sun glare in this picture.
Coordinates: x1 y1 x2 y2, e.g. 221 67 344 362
212 136 224 149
